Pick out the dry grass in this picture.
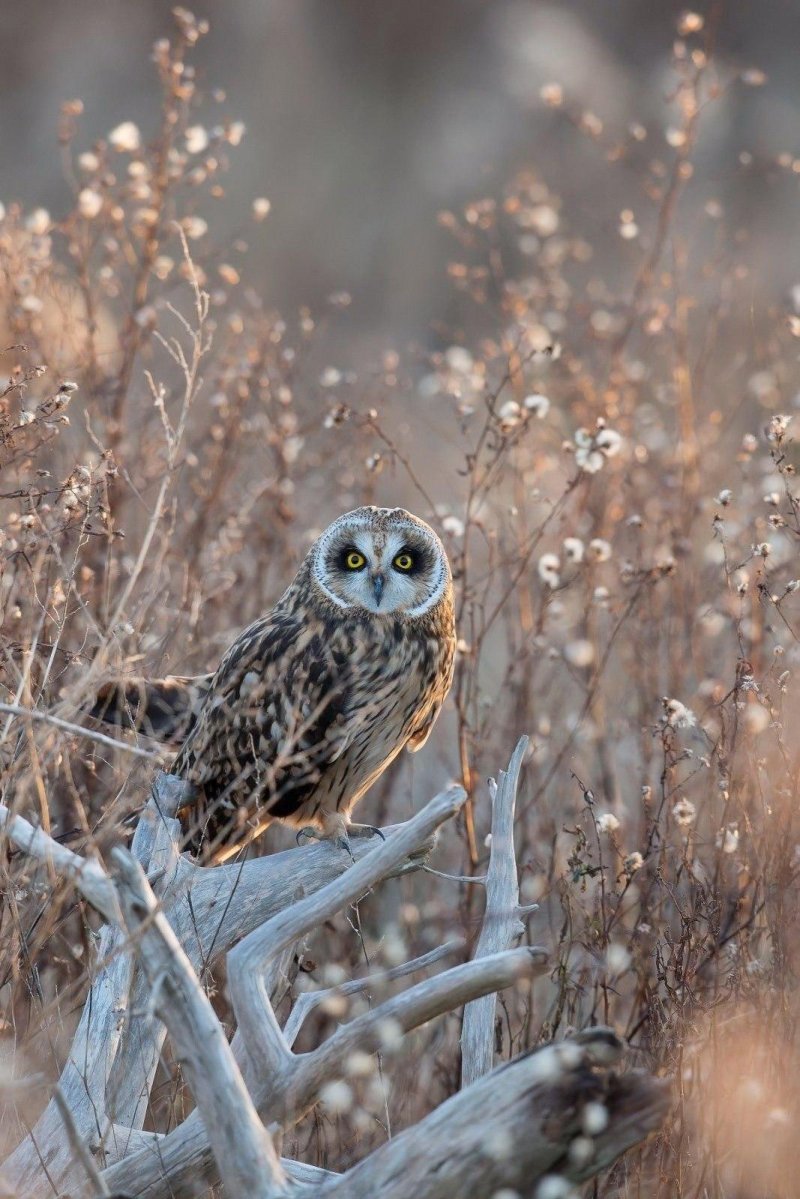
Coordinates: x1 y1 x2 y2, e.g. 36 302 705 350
1 9 799 1196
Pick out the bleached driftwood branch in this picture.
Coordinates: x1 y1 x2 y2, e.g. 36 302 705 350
99 788 550 1199
2 774 189 1196
321 1032 670 1197
2 751 669 1199
282 947 548 1127
0 802 121 925
3 773 458 1198
102 953 549 1199
283 939 463 1048
226 783 468 1086
112 848 288 1199
461 735 532 1087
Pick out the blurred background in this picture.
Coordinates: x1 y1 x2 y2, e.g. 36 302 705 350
2 0 799 356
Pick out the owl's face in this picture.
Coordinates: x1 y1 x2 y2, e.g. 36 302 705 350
311 507 452 617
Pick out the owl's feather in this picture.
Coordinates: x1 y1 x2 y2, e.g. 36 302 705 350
91 506 456 860
88 675 212 743
174 601 454 857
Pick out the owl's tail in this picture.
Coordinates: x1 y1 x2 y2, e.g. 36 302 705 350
88 674 213 745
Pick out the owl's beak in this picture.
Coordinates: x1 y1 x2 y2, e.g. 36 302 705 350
371 574 385 606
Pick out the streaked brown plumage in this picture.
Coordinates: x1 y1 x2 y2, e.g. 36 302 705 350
92 507 455 860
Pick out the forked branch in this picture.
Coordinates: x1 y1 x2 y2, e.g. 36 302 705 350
2 754 669 1199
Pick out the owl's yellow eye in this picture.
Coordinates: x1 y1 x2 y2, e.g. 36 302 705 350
394 552 414 572
346 550 366 570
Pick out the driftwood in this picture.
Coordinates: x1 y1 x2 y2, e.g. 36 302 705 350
1 743 669 1198
2 774 448 1194
113 850 287 1199
461 735 536 1087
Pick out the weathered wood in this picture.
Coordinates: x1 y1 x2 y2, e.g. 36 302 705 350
1 774 189 1195
100 1125 338 1188
104 792 552 1199
2 776 459 1197
282 947 550 1126
1 757 669 1199
98 1124 166 1166
51 1082 111 1198
320 1035 671 1198
112 848 288 1199
227 784 467 1085
461 736 529 1087
283 939 464 1048
0 802 121 925
100 948 547 1199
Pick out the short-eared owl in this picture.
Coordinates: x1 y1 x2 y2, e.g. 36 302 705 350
92 507 456 861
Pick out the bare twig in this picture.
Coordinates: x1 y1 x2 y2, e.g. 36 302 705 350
0 701 161 760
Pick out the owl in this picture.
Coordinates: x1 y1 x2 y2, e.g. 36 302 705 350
92 506 456 862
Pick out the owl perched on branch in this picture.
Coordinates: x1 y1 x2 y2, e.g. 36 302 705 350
92 507 456 862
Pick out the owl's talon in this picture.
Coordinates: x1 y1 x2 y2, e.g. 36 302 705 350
336 835 356 861
296 826 356 861
296 826 322 847
347 823 386 842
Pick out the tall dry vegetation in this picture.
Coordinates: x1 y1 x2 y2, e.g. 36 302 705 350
1 9 799 1195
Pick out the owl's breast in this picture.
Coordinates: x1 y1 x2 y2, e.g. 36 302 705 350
309 624 447 818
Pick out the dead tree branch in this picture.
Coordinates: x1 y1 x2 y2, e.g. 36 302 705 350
227 783 466 1085
112 848 288 1199
2 774 467 1198
461 735 530 1086
1 754 668 1199
321 1034 670 1197
0 802 121 925
283 939 464 1048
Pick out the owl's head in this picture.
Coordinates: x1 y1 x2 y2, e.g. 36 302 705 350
310 507 452 617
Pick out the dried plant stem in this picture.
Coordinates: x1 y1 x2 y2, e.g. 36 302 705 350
0 702 161 760
51 1084 111 1198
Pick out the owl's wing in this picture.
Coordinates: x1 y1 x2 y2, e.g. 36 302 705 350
405 635 456 752
406 700 443 752
173 610 355 830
